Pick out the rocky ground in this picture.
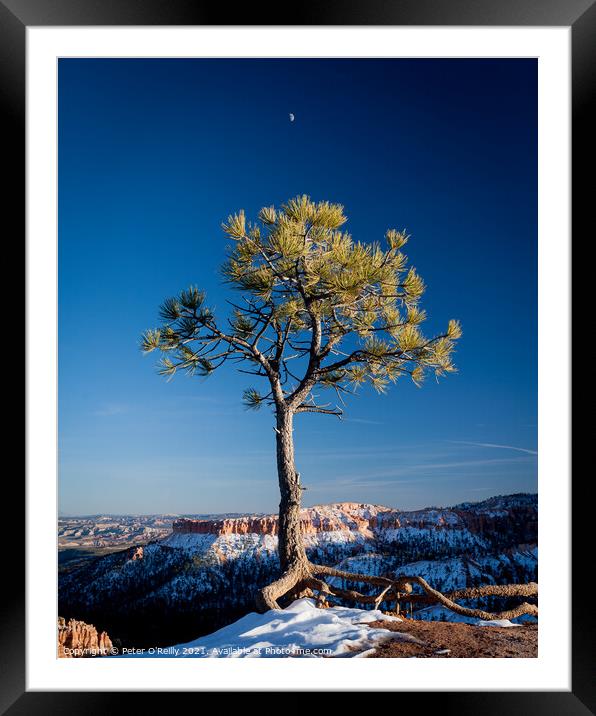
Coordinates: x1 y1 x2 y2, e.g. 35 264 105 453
366 618 537 658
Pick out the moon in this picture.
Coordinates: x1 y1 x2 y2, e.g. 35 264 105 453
289 113 295 122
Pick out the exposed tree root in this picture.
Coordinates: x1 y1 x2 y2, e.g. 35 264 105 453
256 561 538 622
395 576 538 621
446 582 538 601
255 563 310 612
310 563 396 588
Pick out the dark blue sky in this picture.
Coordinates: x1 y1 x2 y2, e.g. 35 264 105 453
58 59 537 515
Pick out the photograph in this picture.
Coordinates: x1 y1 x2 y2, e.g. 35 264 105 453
56 57 540 661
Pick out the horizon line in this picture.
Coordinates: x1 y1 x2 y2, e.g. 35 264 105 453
58 490 537 519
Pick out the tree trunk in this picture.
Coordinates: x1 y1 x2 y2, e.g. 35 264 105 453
275 408 308 573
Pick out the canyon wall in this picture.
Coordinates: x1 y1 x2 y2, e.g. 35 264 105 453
172 503 395 537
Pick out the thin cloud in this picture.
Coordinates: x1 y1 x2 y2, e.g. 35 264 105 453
310 455 529 488
449 441 537 456
342 456 531 479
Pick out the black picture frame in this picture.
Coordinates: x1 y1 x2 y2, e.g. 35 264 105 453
7 0 586 709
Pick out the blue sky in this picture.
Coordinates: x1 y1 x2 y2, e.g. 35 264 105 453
58 59 537 515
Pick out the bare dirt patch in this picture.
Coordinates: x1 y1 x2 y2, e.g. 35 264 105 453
366 618 537 658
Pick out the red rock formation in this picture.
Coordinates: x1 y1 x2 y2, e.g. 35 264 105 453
58 617 113 657
170 498 538 542
173 503 393 537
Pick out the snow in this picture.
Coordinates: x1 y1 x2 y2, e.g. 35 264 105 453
160 533 219 550
476 619 522 628
123 598 408 658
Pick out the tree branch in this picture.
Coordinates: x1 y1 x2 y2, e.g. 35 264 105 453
295 405 343 417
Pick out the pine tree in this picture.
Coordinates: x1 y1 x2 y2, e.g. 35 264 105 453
141 196 536 619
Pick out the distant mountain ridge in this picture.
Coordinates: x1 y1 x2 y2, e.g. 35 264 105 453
59 493 537 649
58 513 262 550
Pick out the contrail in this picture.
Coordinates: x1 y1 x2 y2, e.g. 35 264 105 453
449 440 537 456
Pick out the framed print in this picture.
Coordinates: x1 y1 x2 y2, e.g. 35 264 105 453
6 0 588 709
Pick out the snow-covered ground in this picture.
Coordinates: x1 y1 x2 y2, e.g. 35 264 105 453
121 598 415 658
120 598 529 658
